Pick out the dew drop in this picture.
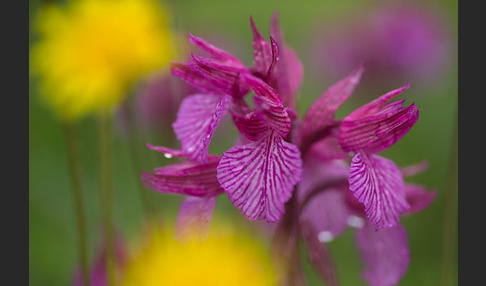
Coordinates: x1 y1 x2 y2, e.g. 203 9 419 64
347 215 365 229
318 231 334 243
163 153 173 159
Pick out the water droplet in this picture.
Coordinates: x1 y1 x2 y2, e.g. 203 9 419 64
318 231 334 243
163 153 173 159
347 215 364 229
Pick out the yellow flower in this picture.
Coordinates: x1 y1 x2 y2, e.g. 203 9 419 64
30 0 173 121
120 220 278 286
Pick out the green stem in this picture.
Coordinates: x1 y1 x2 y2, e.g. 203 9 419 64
440 110 458 286
63 121 90 286
99 109 115 286
121 99 153 219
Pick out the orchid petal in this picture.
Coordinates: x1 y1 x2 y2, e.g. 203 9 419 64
145 143 187 159
356 222 410 286
250 17 274 78
141 156 223 197
172 94 230 163
217 130 302 222
298 64 363 148
345 83 410 120
254 95 291 138
299 157 350 237
188 32 245 68
339 103 419 154
348 152 410 229
266 36 280 81
403 183 437 215
309 134 348 161
230 97 268 141
175 196 217 241
269 12 304 110
269 46 303 111
244 73 282 104
301 188 351 239
170 62 222 95
189 55 250 98
243 75 291 137
400 160 429 177
298 154 349 200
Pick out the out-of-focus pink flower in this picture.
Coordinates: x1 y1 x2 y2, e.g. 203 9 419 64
311 2 452 87
135 73 196 132
73 231 126 286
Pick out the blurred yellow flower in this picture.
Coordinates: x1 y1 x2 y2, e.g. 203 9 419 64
30 0 173 121
121 221 277 286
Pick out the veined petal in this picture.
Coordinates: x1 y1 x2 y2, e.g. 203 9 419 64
266 36 280 81
339 103 419 153
299 156 350 238
190 55 250 98
243 75 291 137
146 143 187 159
244 73 282 104
230 97 268 141
348 152 410 229
269 13 304 110
254 95 291 138
217 130 302 222
356 222 410 286
170 62 222 95
345 83 410 121
298 64 363 148
403 183 437 215
250 17 274 78
172 94 230 163
309 134 348 161
175 196 217 241
300 188 351 240
188 32 245 68
141 156 223 197
298 154 349 201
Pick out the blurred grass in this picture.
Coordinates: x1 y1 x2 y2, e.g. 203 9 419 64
29 0 457 285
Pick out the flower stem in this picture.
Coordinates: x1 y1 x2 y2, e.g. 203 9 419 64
99 109 115 286
120 99 153 219
440 111 458 286
63 121 90 286
272 195 306 286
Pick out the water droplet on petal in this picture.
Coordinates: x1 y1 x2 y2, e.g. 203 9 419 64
347 215 365 229
318 231 334 243
163 153 173 159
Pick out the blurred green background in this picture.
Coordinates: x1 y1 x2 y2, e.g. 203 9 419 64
29 0 458 285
